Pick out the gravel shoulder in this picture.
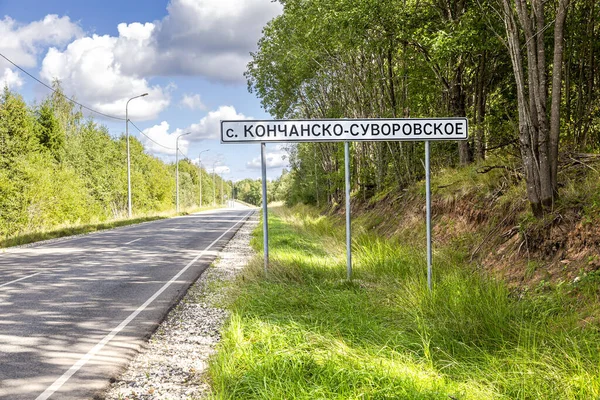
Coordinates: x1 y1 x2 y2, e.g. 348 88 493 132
103 212 258 400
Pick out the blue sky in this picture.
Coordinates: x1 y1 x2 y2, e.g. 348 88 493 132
0 0 288 180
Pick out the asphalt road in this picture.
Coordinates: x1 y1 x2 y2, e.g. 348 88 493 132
0 206 254 400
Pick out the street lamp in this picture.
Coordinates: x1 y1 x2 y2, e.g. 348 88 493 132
125 92 148 218
212 162 218 206
176 132 191 213
231 180 235 208
198 149 210 207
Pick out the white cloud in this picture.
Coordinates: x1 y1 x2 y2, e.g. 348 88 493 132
153 0 283 82
0 68 23 89
36 0 280 120
113 22 158 76
0 14 82 70
138 104 248 156
40 32 171 121
139 121 189 156
247 148 288 170
198 160 230 174
215 166 231 174
184 105 249 140
180 93 206 110
38 0 282 97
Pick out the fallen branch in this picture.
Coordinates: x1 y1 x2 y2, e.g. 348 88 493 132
470 200 526 262
567 156 600 173
486 139 519 151
476 165 516 174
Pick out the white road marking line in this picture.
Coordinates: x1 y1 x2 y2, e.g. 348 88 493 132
35 210 253 400
0 271 43 289
15 211 213 248
124 238 142 245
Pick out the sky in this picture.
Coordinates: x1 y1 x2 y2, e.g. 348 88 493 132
0 0 289 180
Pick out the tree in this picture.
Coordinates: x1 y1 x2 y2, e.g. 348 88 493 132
0 88 38 167
500 0 570 216
235 178 262 206
36 100 64 161
563 0 600 150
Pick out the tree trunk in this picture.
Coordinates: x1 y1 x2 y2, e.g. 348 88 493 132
450 59 472 165
501 0 569 216
474 52 487 160
549 0 569 192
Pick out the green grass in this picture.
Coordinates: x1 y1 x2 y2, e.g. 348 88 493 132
209 205 600 399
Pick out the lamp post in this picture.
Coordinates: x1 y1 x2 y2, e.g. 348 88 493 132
232 180 235 208
212 162 217 206
125 93 148 218
198 149 210 207
220 172 224 205
176 132 191 213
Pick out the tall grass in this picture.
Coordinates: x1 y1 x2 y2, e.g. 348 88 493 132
209 205 600 399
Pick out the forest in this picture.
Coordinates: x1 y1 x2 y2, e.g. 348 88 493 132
247 0 598 214
0 85 233 239
1 0 599 241
206 3 600 396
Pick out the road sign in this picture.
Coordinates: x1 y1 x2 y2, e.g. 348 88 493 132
221 118 468 143
220 117 469 291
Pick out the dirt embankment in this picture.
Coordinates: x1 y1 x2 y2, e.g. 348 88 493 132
350 162 600 291
438 195 600 288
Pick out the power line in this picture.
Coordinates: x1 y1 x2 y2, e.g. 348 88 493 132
129 120 176 151
0 51 126 121
1 51 185 156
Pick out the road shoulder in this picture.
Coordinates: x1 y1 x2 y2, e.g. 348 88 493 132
103 213 258 399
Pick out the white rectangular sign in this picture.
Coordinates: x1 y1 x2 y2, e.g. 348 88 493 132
221 118 468 143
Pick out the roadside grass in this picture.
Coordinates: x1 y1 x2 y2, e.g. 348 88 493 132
209 205 600 399
0 205 220 248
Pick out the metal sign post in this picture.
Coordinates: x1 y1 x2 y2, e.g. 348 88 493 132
261 143 269 273
344 142 352 280
425 141 432 291
221 118 468 287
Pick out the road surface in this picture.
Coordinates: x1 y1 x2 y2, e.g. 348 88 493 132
0 207 254 400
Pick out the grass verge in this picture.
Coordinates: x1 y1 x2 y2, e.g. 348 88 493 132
209 205 600 399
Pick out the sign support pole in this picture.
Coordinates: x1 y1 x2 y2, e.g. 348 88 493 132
344 142 352 281
425 140 432 291
222 118 468 288
261 143 269 273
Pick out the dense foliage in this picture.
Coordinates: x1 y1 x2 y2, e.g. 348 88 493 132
247 0 599 213
234 172 291 206
0 85 230 239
